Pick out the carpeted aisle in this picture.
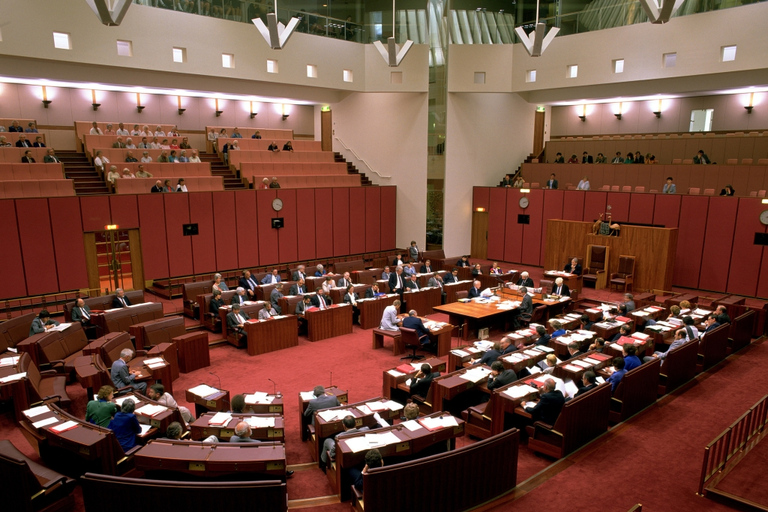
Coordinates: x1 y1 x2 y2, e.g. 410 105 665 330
711 430 768 508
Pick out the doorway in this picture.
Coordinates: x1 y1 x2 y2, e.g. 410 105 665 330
84 229 144 294
690 109 714 132
321 109 333 152
471 211 489 260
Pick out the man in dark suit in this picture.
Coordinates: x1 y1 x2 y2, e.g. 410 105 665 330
311 288 332 309
420 260 433 273
518 287 533 316
365 283 381 298
564 258 582 276
227 304 250 344
150 180 164 193
43 149 60 163
499 336 517 355
270 283 284 314
15 134 32 147
231 287 247 306
523 379 565 425
21 150 35 163
291 265 307 282
611 323 632 342
516 272 534 288
574 371 598 397
545 173 558 189
581 152 593 164
336 272 352 289
410 363 440 398
714 305 730 325
404 274 419 291
289 279 306 296
320 415 371 472
487 361 517 390
534 325 551 346
623 293 636 312
473 342 501 366
566 341 587 361
261 269 281 285
304 385 341 425
402 310 429 346
702 314 721 337
551 278 570 297
456 255 470 268
29 309 60 336
428 273 446 303
33 136 46 147
295 294 312 334
70 298 92 325
579 314 593 331
443 268 459 283
468 280 482 298
388 266 405 296
112 288 131 308
238 270 259 299
392 253 404 267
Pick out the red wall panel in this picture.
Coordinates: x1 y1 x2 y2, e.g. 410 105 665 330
16 199 59 295
188 192 217 275
211 191 239 271
628 194 656 225
562 191 585 220
138 194 168 279
521 189 544 266
48 197 88 292
673 196 709 288
582 191 607 223
276 189 298 263
80 196 111 232
540 190 565 266
109 195 139 229
503 191 523 263
332 188 350 256
234 191 260 269
732 199 766 297
315 189 334 258
699 197 739 291
163 194 193 277
364 188 381 253
652 194 681 228
0 200 27 298
349 188 366 255
473 187 490 211
605 192 630 222
256 190 279 266
296 189 317 261
487 188 507 261
380 187 397 250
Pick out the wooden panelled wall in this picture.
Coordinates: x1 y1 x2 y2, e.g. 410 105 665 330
520 163 768 197
544 220 678 292
0 187 396 300
473 187 768 298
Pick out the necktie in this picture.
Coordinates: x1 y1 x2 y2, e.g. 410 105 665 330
248 278 256 289
120 297 126 307
236 313 244 324
82 307 90 319
398 275 402 289
319 298 326 310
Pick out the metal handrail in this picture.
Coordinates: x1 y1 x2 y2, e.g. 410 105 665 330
334 137 391 179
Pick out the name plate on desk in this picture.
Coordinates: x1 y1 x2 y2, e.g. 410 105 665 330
396 441 410 452
207 400 217 408
268 429 283 438
269 405 282 413
79 446 91 456
221 428 235 437
189 462 206 471
150 418 161 428
267 461 284 471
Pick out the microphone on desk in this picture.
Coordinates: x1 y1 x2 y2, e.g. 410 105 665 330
330 371 333 388
209 371 222 390
268 377 279 397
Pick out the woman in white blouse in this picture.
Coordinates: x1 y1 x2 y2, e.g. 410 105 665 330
176 178 188 192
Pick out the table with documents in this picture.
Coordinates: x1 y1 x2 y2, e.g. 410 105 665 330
190 412 285 442
242 391 284 414
299 386 348 441
381 358 446 399
185 384 231 417
244 315 298 355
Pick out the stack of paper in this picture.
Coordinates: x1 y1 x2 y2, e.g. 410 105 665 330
114 396 133 407
0 356 20 367
245 416 275 428
451 349 469 357
208 412 232 426
244 393 274 404
537 346 555 353
572 360 592 368
419 415 459 431
401 420 422 431
49 323 72 332
22 405 50 419
503 386 533 399
523 349 540 357
474 340 494 351
139 424 152 436
459 367 491 383
188 384 219 398
317 409 353 422
32 416 59 429
300 391 317 400
582 357 600 365
136 404 167 417
563 364 583 372
50 420 78 433
0 372 26 383
387 369 405 377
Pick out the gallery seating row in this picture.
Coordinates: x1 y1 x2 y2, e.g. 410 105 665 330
250 174 361 188
0 163 65 180
238 161 348 175
0 147 50 162
83 134 190 152
0 132 46 144
113 176 224 194
226 150 335 164
0 179 75 198
0 118 37 130
75 121 181 143
104 162 211 178
89 148 198 163
208 126 294 141
216 138 320 152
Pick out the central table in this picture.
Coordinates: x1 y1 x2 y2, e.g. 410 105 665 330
306 304 353 341
356 294 399 329
243 315 298 355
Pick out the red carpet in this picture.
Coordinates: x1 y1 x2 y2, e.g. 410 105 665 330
711 430 768 508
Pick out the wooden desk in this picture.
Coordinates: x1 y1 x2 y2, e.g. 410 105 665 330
173 332 210 373
218 301 267 329
242 393 284 415
395 314 454 357
402 287 442 316
352 268 382 285
329 284 370 305
551 350 613 382
592 319 635 342
90 302 163 335
185 385 231 417
543 270 582 294
121 391 184 434
357 294 399 329
128 316 185 349
135 439 287 480
476 271 519 291
243 316 298 356
444 280 473 304
433 367 491 416
190 412 285 442
665 293 699 308
603 336 654 358
299 386 348 442
381 358 446 399
306 305 353 341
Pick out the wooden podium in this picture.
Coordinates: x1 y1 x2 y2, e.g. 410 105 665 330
545 220 678 292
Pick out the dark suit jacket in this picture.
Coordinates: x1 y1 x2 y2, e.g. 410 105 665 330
501 343 518 355
270 289 283 312
230 294 246 306
410 372 440 398
226 310 250 332
527 390 565 425
575 383 598 398
289 284 306 296
21 156 35 163
238 276 259 296
261 274 281 284
546 179 559 189
336 277 351 288
519 294 533 315
388 273 405 293
488 369 518 390
43 155 60 163
343 292 359 304
419 265 432 273
71 305 92 323
564 263 582 276
310 294 332 308
151 185 163 193
29 317 59 336
517 278 534 287
365 288 380 298
551 283 570 297
476 349 501 366
468 286 482 298
443 274 457 283
295 301 311 315
291 271 306 282
392 258 403 266
209 298 224 315
404 279 419 291
581 156 593 164
111 295 131 308
16 140 32 147
402 316 429 341
33 142 46 147
716 313 730 324
535 334 551 346
303 394 341 420
456 259 470 267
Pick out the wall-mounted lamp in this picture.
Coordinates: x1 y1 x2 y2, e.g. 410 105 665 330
215 98 223 117
282 114 289 120
761 198 768 205
249 101 258 119
281 104 290 120
653 111 662 118
520 188 531 194
136 93 145 113
614 102 623 120
41 86 52 108
475 207 486 212
91 89 101 111
745 92 755 114
177 95 185 115
578 104 586 122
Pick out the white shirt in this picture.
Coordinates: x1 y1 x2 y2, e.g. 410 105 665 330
189 156 201 163
577 180 590 190
155 130 166 136
141 156 152 163
90 127 103 135
116 128 130 136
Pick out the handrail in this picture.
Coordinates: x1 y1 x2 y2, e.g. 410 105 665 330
334 137 391 179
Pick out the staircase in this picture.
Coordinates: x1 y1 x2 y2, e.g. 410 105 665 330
59 150 110 195
502 152 540 186
333 153 373 186
200 152 246 190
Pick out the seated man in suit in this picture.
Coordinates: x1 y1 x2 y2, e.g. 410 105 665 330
70 298 93 327
456 255 470 268
420 260 433 274
239 270 259 299
227 304 250 345
270 283 284 314
574 371 598 398
578 314 593 331
471 263 483 276
611 323 632 342
261 269 281 285
550 319 566 338
110 348 147 394
380 300 401 331
147 383 193 424
588 337 606 352
337 272 352 289
348 449 383 494
702 314 721 337
623 344 642 371
522 378 565 425
645 328 687 362
295 294 312 334
402 310 430 347
487 361 517 391
403 262 417 276
311 288 333 309
551 277 570 297
29 309 60 336
428 273 446 303
714 305 730 325
681 316 699 341
534 325 551 346
320 414 371 472
289 279 306 296
404 274 420 291
443 268 459 283
112 288 132 308
292 265 307 282
231 287 247 306
304 385 341 426
472 342 501 366
388 266 406 296
392 253 404 267
258 304 279 320
230 421 261 443
315 264 327 277
381 266 392 281
516 272 534 288
606 357 627 393
623 293 636 312
365 283 382 298
566 341 587 361
410 362 440 398
468 280 482 298
564 258 582 275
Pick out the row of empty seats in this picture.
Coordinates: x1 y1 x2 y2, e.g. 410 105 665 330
114 176 224 194
238 162 348 176
0 179 75 198
251 175 361 188
216 138 321 152
0 147 51 162
226 150 335 164
0 163 64 180
553 131 768 141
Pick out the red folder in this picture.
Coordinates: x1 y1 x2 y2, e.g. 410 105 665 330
396 364 416 374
